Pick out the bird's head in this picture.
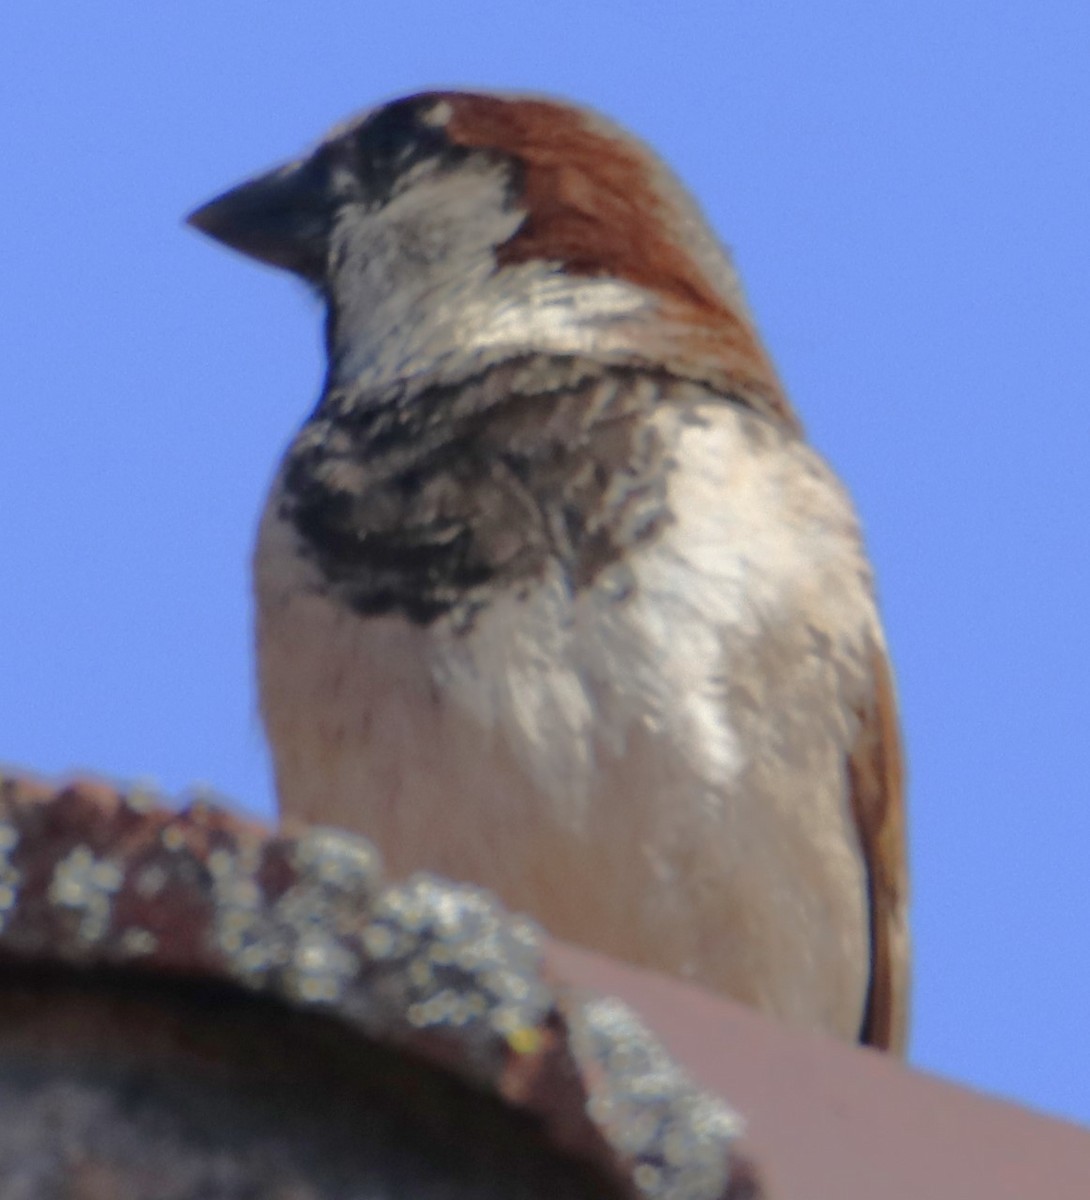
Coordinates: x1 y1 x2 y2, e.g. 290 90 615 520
188 89 792 424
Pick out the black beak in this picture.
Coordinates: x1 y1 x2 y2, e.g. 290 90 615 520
186 156 331 280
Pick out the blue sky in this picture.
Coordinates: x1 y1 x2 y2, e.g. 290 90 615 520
3 4 1088 1125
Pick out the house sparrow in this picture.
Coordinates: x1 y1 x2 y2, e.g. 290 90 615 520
187 90 910 1053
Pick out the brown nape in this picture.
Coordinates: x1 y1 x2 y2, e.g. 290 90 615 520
443 94 797 432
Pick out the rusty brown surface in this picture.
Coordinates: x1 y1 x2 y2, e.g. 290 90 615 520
7 769 1086 1200
549 940 1090 1200
0 971 620 1199
0 772 758 1200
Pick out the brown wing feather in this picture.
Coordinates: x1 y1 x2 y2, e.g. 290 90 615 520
847 640 911 1053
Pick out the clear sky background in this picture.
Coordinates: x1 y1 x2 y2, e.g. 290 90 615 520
3 4 1088 1126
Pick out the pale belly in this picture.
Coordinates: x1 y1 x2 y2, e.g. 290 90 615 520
255 414 876 1042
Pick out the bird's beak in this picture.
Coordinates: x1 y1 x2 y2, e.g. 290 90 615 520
186 156 330 280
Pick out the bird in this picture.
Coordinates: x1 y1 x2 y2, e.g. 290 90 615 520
187 89 910 1053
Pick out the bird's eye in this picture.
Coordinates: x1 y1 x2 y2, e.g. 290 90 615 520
357 100 445 173
342 97 467 204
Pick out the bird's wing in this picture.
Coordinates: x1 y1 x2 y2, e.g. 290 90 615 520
847 638 911 1053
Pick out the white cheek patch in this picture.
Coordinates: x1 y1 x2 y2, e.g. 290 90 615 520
458 272 654 358
327 165 659 397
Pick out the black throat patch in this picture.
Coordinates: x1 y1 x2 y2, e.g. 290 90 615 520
277 357 689 626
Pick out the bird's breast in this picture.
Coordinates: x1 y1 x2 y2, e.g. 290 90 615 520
256 400 876 1041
